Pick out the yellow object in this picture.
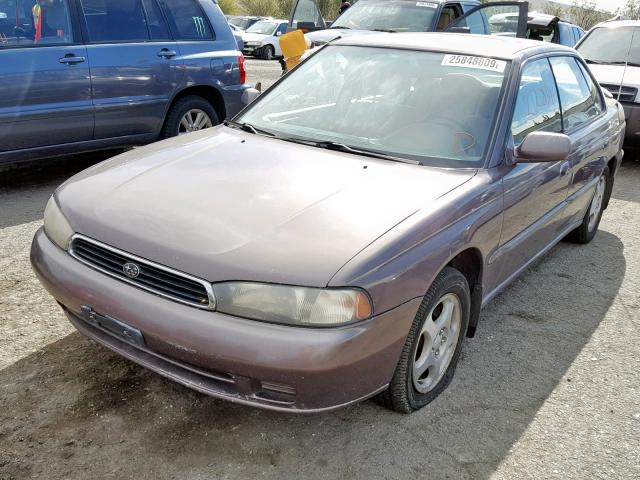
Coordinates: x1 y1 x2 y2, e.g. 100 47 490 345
279 30 307 71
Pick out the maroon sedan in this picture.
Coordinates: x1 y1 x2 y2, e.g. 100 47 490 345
32 33 624 413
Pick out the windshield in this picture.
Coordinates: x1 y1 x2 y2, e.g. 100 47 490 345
236 46 508 167
246 21 277 35
577 27 640 64
331 0 437 32
230 18 254 30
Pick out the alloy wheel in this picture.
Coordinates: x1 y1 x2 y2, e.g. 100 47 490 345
588 175 606 232
178 109 213 135
412 293 462 394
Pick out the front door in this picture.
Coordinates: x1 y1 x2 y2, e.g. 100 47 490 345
0 0 93 154
78 0 182 139
490 57 571 283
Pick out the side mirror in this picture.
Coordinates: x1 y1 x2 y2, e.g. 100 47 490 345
276 31 282 36
513 131 571 163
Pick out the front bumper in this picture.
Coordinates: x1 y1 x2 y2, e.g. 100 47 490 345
621 102 640 147
31 229 419 412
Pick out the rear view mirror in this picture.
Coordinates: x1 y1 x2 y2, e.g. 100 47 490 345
515 131 571 163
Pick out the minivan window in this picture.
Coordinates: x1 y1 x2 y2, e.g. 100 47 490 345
142 0 170 40
81 0 149 42
160 0 213 40
0 0 73 46
549 57 600 131
577 27 640 64
512 59 562 145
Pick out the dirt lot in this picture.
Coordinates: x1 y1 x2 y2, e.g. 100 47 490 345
1 59 639 479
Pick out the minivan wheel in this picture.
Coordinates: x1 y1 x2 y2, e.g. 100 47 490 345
378 267 470 413
162 95 220 139
261 45 275 60
566 167 610 244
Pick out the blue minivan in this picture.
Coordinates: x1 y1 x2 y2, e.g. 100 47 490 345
0 0 251 165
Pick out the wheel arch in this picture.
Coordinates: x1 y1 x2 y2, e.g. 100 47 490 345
603 155 619 210
161 85 227 136
445 247 484 338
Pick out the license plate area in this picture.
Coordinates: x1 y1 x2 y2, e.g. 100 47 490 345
80 305 146 348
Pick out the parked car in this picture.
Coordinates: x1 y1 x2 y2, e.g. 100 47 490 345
490 11 584 46
241 19 288 59
228 15 266 31
0 0 252 165
287 0 530 47
32 33 624 413
228 22 245 50
576 19 640 149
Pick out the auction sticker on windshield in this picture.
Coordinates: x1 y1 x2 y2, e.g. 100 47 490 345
416 2 437 7
442 55 506 73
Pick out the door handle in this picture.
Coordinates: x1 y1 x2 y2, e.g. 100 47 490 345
560 161 571 177
157 49 177 58
59 54 85 65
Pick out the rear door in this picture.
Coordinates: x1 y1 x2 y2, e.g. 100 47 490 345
78 0 182 139
445 1 529 38
0 0 93 155
287 0 325 32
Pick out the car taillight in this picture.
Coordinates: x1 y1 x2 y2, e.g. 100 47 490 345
238 54 246 84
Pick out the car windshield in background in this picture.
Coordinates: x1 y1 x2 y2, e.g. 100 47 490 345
577 27 640 64
237 46 508 167
330 0 437 32
230 17 254 29
246 20 277 35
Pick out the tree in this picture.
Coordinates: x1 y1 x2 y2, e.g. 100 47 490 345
569 0 609 29
544 3 566 18
620 0 640 19
218 0 240 15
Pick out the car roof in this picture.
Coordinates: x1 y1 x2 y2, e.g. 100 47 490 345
593 19 640 29
332 33 576 61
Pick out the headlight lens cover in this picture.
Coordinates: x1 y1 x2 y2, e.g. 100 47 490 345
212 282 372 326
43 196 73 250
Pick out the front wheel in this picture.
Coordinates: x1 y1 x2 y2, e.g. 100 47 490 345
260 45 274 60
161 95 219 139
566 167 609 244
378 267 470 413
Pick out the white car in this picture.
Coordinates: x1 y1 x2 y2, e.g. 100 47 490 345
241 19 288 60
576 20 640 149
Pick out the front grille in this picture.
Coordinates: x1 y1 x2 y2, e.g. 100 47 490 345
601 83 638 103
70 235 213 309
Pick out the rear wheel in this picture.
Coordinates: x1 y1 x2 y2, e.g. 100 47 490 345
566 167 609 244
378 267 470 413
261 45 274 60
161 95 219 139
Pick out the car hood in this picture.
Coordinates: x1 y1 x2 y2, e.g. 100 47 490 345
241 32 269 42
305 28 380 44
57 127 476 287
588 64 640 90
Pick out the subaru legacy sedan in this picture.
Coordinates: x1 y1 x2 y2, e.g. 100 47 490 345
32 34 624 413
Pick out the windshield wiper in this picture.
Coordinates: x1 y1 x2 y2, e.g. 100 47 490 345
330 25 350 29
279 137 421 165
372 28 396 33
224 120 275 137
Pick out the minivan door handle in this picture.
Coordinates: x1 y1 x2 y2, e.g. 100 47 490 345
59 54 86 65
157 49 177 58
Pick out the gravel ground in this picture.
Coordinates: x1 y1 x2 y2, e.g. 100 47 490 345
1 62 639 479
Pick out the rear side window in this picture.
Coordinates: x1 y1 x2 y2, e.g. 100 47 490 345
142 0 170 40
0 0 74 47
511 58 562 145
80 0 149 42
549 56 600 131
159 0 213 40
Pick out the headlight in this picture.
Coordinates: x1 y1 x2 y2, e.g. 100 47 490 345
43 196 73 250
212 282 372 326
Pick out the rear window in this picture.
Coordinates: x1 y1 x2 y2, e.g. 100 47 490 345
160 0 213 40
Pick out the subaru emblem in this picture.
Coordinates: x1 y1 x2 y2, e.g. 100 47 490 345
122 262 140 279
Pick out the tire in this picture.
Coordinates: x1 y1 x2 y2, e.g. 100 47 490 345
161 95 219 139
566 167 609 244
261 45 274 61
378 267 470 413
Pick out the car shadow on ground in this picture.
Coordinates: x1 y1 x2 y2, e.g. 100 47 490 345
0 228 626 479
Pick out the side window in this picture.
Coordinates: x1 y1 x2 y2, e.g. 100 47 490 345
277 22 287 35
436 4 462 32
0 0 74 47
461 3 486 34
511 59 562 145
549 56 600 131
80 0 149 42
159 0 213 40
141 0 170 40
